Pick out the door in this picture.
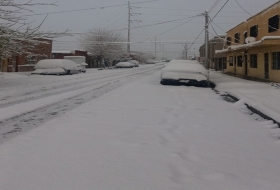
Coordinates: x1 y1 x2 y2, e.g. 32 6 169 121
234 56 237 74
244 52 248 76
264 53 269 79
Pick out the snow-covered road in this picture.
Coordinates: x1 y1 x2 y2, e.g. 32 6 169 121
0 67 280 190
0 64 164 143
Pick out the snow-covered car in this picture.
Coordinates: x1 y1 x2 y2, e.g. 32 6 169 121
31 59 80 75
160 60 208 86
115 62 134 68
129 60 139 67
146 60 155 64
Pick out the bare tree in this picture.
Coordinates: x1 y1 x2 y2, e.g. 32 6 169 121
80 28 126 63
0 0 68 57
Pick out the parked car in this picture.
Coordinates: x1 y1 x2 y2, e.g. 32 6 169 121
160 60 208 87
64 56 87 73
146 60 155 64
31 59 80 75
115 62 134 68
129 60 139 67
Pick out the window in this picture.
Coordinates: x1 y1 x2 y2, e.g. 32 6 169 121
234 33 240 43
250 54 258 68
226 37 231 46
272 52 280 70
268 15 279 33
250 25 258 37
229 56 233 66
237 56 243 67
27 56 37 65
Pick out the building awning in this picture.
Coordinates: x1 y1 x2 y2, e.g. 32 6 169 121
216 36 280 54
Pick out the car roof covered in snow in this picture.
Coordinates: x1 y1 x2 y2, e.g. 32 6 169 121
162 60 208 76
35 59 80 70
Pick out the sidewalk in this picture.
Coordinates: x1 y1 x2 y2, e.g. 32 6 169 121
210 71 280 125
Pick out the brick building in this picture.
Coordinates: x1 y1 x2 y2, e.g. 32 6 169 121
1 38 52 72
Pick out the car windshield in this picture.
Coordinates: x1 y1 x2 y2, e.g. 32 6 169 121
0 1 280 190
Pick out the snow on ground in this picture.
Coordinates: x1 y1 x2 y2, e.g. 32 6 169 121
211 71 280 124
0 72 28 79
0 71 280 190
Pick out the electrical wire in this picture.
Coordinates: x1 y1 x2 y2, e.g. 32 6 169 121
22 0 158 17
208 0 230 25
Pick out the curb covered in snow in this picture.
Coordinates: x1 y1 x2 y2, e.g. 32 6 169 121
212 82 280 128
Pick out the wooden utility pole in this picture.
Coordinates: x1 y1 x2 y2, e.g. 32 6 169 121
204 11 209 82
127 1 131 57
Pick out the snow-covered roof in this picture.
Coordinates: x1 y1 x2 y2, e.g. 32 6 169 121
216 36 280 54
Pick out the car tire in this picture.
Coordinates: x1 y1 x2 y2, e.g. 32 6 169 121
160 80 167 85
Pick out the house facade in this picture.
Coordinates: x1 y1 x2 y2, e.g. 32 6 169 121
199 35 227 70
216 1 280 82
52 50 97 68
1 38 52 72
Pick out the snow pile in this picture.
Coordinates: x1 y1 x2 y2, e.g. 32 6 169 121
0 72 28 79
35 59 80 70
161 60 208 81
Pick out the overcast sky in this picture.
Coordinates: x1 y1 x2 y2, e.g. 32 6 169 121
24 0 279 59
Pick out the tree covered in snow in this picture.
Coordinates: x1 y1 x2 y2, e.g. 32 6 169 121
0 0 67 58
80 28 126 61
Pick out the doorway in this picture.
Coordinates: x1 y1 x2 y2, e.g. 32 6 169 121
264 53 269 79
244 51 248 76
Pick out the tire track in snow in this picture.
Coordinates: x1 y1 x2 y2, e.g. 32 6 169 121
0 66 162 144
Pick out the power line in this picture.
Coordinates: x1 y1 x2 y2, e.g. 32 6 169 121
208 0 222 13
208 0 230 25
22 0 158 17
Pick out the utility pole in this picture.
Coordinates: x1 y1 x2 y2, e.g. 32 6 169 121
204 11 209 82
127 1 131 57
184 42 188 59
155 37 157 60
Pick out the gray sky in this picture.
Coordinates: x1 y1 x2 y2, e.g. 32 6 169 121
24 0 278 59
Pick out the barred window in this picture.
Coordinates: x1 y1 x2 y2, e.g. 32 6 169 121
234 33 240 43
250 25 258 37
237 55 243 67
272 52 280 70
268 15 279 33
226 37 231 46
250 54 258 68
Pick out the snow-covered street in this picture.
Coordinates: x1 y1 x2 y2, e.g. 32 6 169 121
0 66 280 190
0 64 163 143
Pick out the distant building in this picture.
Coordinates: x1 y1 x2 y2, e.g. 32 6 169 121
216 1 280 82
199 35 226 70
52 50 97 68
